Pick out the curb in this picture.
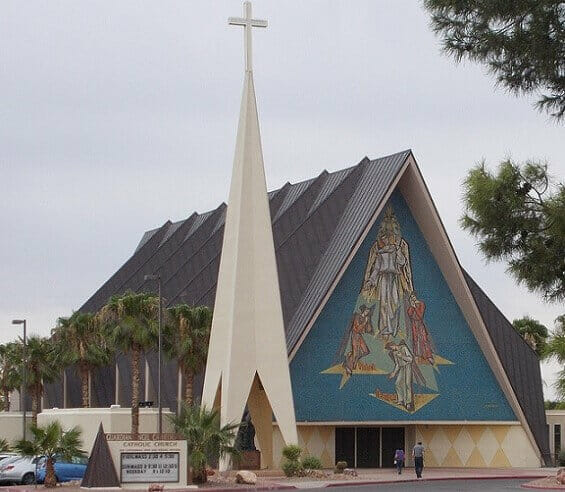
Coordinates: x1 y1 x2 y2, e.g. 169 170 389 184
324 475 549 488
521 480 565 490
201 486 297 491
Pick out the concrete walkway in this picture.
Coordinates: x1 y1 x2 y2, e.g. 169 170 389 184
263 467 556 489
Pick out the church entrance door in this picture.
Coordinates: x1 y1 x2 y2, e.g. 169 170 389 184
335 427 355 468
381 427 405 467
335 426 404 468
356 427 380 467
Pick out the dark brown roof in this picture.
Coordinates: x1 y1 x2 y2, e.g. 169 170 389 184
464 271 550 464
79 151 410 334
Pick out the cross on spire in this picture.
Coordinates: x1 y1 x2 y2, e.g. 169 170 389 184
228 1 267 72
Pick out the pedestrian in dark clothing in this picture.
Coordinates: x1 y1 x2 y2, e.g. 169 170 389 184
394 448 405 474
412 441 424 478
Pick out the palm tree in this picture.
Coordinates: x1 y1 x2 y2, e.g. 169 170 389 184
23 336 59 425
0 342 21 411
513 316 549 356
169 404 239 484
51 312 113 408
0 438 11 453
164 305 212 406
544 315 565 398
14 421 84 488
98 292 159 436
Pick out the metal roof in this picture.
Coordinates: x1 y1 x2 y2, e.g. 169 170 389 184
463 271 550 464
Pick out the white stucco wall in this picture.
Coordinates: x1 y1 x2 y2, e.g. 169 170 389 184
0 412 33 443
38 407 174 454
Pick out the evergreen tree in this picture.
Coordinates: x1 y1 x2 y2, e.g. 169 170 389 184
543 316 565 399
461 159 565 302
424 0 565 120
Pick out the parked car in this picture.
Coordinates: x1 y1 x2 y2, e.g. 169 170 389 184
0 456 40 485
0 454 17 462
36 455 88 484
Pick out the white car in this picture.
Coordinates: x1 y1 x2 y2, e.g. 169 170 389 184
0 454 17 462
0 456 40 485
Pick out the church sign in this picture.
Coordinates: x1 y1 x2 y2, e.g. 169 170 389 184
120 452 179 483
106 437 188 488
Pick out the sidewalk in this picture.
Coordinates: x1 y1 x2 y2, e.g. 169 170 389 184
0 467 556 491
263 467 556 489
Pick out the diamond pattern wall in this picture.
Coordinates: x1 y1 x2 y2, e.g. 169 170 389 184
274 424 537 469
415 425 538 467
273 426 335 468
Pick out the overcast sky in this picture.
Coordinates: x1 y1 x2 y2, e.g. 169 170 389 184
1 1 563 397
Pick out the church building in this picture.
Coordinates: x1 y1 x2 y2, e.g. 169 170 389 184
41 1 549 470
46 149 549 469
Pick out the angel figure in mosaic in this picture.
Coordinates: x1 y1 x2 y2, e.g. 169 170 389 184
343 304 375 376
362 206 413 339
407 292 435 365
386 339 425 412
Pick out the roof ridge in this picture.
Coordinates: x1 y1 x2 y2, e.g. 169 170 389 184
137 152 413 239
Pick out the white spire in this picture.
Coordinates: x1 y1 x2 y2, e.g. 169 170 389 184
202 2 297 470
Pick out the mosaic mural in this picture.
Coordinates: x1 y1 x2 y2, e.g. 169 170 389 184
322 205 453 414
291 190 516 423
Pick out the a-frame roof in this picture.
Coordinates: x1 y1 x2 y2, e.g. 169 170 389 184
71 149 548 463
80 151 410 327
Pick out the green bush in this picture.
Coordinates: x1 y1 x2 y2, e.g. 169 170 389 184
558 449 565 466
282 444 303 477
282 444 302 461
302 455 322 469
282 460 303 477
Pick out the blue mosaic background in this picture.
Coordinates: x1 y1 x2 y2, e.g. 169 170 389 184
290 190 517 422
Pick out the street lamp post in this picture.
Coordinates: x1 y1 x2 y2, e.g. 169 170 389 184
144 274 162 437
11 319 26 440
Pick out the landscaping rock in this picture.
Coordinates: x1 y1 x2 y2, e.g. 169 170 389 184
235 470 257 485
557 468 565 485
343 468 358 477
305 469 328 479
148 484 164 492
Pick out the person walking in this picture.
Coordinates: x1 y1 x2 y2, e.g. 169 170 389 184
412 441 425 478
393 448 405 475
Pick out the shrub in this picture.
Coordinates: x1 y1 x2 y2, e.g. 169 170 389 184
282 444 303 477
334 460 347 474
282 460 303 477
302 455 322 470
282 444 302 461
169 404 240 484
